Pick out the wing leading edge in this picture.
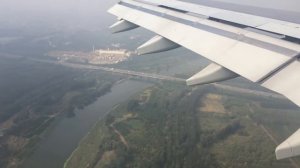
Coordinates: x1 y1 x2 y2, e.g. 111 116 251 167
108 0 300 160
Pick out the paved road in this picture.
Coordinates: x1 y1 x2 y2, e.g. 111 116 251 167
31 58 185 83
5 54 298 166
1 53 284 100
29 58 287 101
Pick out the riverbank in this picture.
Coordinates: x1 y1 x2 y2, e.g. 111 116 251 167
64 82 300 168
20 80 151 168
0 56 126 168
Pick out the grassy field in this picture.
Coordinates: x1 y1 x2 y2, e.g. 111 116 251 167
64 82 300 168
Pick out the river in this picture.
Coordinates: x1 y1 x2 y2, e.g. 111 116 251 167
21 80 151 168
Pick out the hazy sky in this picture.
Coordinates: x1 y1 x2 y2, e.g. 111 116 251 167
0 0 299 32
0 0 299 18
0 0 118 31
1 0 299 10
0 0 114 13
216 0 300 12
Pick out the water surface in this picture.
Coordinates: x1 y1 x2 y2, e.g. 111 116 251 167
21 80 150 168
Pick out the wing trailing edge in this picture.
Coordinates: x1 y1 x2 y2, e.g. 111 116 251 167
108 0 300 106
108 0 300 160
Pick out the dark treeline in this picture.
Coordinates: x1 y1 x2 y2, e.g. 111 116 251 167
0 57 122 168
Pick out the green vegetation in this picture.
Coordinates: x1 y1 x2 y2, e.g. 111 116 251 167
0 56 123 168
111 47 207 78
65 82 300 168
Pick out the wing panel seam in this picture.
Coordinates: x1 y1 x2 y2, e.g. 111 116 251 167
119 1 298 56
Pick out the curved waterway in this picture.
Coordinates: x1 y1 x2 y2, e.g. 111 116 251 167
21 80 151 168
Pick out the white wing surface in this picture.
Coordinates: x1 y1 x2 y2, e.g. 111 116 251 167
108 0 300 160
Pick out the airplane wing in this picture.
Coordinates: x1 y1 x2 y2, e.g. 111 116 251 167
108 0 300 160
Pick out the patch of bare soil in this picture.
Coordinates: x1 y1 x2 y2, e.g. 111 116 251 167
199 94 226 113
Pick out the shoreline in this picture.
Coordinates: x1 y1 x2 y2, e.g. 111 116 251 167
20 80 151 168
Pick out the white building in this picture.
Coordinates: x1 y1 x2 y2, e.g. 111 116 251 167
95 49 130 57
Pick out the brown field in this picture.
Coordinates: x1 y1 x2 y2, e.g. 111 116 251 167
199 93 226 113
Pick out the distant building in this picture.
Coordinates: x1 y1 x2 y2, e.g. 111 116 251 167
94 49 130 57
47 48 132 65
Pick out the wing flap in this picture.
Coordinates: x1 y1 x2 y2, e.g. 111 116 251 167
109 0 300 160
140 0 300 39
108 3 299 83
262 58 300 106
